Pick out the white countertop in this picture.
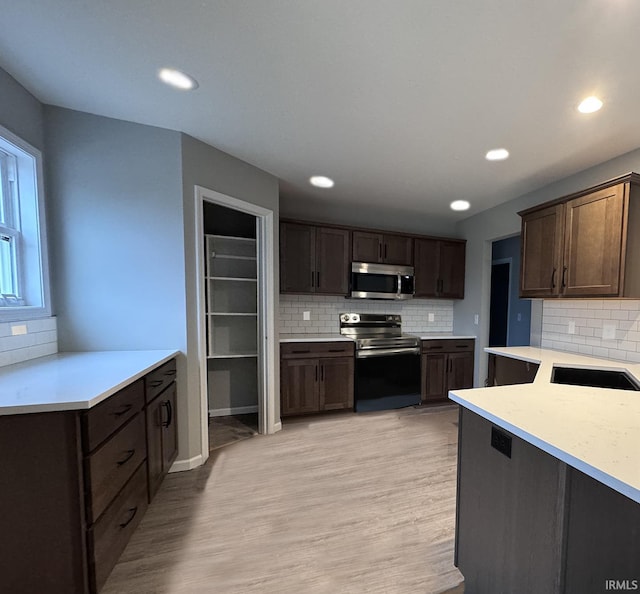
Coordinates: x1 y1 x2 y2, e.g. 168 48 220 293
280 334 355 343
411 333 477 340
450 346 640 503
0 350 179 415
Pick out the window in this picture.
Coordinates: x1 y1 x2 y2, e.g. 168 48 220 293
0 124 50 321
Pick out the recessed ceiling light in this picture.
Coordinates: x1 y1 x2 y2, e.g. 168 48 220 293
485 148 510 161
309 175 334 188
450 200 471 211
577 96 603 114
158 67 199 90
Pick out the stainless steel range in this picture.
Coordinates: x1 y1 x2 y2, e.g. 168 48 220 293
340 313 421 412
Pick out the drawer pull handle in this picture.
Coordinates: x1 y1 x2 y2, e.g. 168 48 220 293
162 400 173 428
328 348 345 352
149 380 164 388
119 506 138 529
112 404 133 417
456 345 468 348
116 449 136 466
428 346 443 349
164 369 177 376
292 349 310 354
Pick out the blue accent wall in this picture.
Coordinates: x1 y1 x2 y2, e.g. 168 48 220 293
492 235 531 346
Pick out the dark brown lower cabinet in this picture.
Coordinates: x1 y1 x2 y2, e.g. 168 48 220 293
487 353 539 386
456 408 640 594
0 357 177 594
146 381 178 501
280 341 354 416
421 339 474 403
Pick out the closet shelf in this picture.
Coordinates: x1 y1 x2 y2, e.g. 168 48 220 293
208 352 258 359
208 234 256 242
210 254 257 261
207 276 258 282
208 312 257 317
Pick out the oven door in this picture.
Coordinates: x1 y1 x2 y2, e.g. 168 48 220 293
355 350 421 412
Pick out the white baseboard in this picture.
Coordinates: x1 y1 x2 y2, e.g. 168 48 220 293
169 454 204 473
209 405 258 417
273 420 282 433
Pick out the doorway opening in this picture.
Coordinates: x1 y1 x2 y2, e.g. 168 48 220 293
489 235 531 347
195 186 277 458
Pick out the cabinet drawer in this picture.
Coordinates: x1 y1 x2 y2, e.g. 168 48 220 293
89 462 148 593
421 339 475 353
84 380 144 452
85 413 147 524
281 341 354 359
145 358 177 403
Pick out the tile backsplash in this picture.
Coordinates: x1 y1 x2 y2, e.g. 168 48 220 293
0 317 58 367
541 300 640 362
280 295 453 334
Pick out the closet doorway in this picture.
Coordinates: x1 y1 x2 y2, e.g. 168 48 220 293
195 186 277 457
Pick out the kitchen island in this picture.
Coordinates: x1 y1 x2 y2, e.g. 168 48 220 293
450 347 640 594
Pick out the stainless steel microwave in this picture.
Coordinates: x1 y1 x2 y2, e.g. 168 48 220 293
350 262 415 300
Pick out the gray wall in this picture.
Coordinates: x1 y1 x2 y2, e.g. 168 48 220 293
43 107 191 457
181 134 280 457
454 147 640 385
0 68 44 150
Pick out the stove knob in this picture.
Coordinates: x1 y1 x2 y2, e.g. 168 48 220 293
350 314 359 322
341 314 350 322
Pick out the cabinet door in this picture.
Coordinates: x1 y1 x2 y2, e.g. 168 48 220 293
439 241 465 298
422 353 447 403
447 352 474 392
280 222 315 293
319 357 354 411
520 204 564 298
383 235 413 265
146 395 164 500
562 184 625 297
488 354 539 386
161 383 178 472
316 227 350 295
352 231 383 262
414 238 439 297
280 358 319 416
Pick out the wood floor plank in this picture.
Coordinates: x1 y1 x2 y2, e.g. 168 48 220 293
102 406 464 593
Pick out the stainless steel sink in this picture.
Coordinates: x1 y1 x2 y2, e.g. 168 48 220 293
551 366 640 391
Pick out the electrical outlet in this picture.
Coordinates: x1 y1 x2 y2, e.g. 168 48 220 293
303 311 311 321
568 320 576 335
491 426 512 458
517 312 522 322
474 314 479 325
428 313 435 322
11 324 27 336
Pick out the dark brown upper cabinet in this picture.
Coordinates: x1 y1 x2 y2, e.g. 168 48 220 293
280 222 350 295
414 238 466 299
352 231 413 266
519 173 640 298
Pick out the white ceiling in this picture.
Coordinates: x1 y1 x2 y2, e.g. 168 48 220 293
2 1 640 226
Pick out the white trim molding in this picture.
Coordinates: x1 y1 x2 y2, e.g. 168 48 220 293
194 186 280 466
169 454 204 473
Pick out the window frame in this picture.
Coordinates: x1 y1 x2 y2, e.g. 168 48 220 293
0 124 51 322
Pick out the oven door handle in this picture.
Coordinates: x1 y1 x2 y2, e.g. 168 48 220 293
356 347 420 359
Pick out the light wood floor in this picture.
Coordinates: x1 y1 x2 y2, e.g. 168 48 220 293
102 405 464 594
